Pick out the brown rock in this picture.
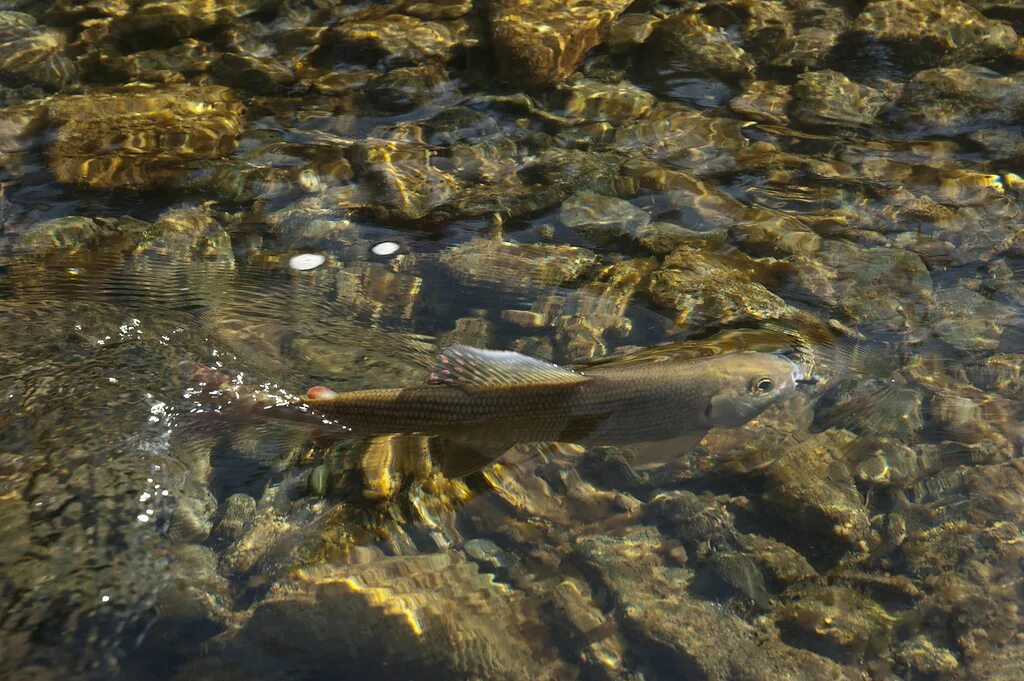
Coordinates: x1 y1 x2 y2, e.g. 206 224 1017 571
488 0 634 88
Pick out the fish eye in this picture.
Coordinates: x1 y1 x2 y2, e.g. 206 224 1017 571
750 377 775 394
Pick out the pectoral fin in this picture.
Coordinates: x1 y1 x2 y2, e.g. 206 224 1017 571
435 437 518 478
707 391 749 428
427 344 590 393
435 438 584 478
628 431 707 469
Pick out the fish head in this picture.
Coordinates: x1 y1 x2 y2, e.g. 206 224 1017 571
703 351 804 428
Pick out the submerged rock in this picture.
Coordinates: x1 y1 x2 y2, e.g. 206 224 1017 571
645 9 756 81
488 0 633 87
575 532 855 680
791 70 887 128
764 429 871 552
894 635 960 676
774 583 895 663
324 12 478 66
0 11 76 89
931 287 1012 352
560 190 650 244
648 247 794 335
15 216 109 254
440 237 596 291
730 80 791 125
202 553 561 679
816 242 932 331
351 139 458 221
739 0 847 69
851 0 1020 67
894 67 1024 133
48 85 244 190
636 221 728 254
559 76 656 122
110 0 278 41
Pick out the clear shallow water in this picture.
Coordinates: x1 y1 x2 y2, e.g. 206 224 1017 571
2 1 1024 679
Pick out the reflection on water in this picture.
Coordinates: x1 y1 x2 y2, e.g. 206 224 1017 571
2 0 1024 679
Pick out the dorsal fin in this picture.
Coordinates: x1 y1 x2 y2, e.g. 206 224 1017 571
427 344 590 393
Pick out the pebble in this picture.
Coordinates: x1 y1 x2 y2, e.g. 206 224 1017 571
288 253 326 271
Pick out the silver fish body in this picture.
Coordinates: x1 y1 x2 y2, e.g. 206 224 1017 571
303 345 804 447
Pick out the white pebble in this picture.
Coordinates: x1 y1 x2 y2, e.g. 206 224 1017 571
289 253 326 271
371 241 400 256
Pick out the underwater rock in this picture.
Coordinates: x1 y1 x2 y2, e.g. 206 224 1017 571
422 105 499 145
0 101 45 154
774 583 895 663
151 544 231 626
14 216 108 254
514 148 621 214
730 80 791 125
764 429 871 552
607 12 658 53
558 76 655 122
966 354 1024 401
645 9 756 81
0 11 76 89
351 139 458 221
648 247 794 335
442 315 493 348
488 0 633 88
335 262 422 322
816 241 932 331
48 85 245 190
89 41 211 84
737 533 817 587
791 70 887 128
894 635 959 676
635 221 728 254
47 0 132 20
560 190 650 244
647 490 817 591
738 0 847 69
212 493 256 545
440 237 596 291
364 62 450 113
894 66 1024 134
575 532 855 680
851 0 1020 67
553 257 658 361
326 12 478 66
111 0 277 41
167 493 216 543
132 204 232 262
212 553 560 679
731 210 822 257
931 287 1011 352
209 52 296 95
546 578 629 679
400 0 474 21
908 564 1021 678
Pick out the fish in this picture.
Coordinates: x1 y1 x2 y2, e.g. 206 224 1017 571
181 342 809 479
296 344 807 450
